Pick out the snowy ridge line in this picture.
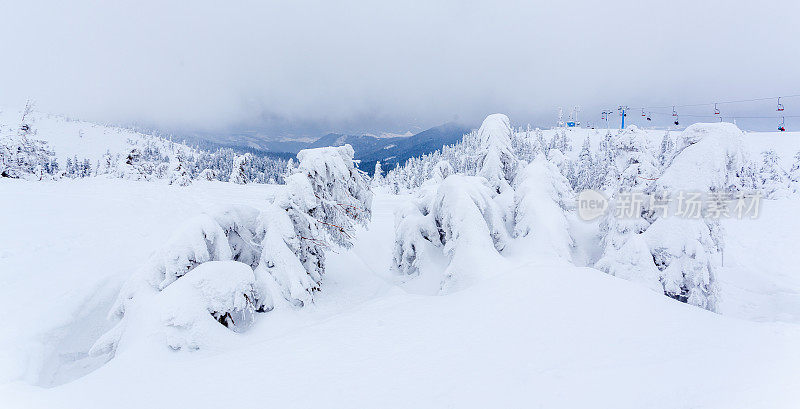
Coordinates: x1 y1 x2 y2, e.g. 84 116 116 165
0 105 288 184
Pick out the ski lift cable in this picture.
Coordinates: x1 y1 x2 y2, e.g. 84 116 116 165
645 111 800 119
630 93 800 111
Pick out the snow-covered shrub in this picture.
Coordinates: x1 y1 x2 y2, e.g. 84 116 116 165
513 156 575 260
477 114 519 191
392 175 509 293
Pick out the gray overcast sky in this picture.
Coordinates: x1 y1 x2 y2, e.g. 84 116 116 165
1 0 799 137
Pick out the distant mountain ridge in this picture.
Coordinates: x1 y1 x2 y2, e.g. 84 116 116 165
182 122 472 174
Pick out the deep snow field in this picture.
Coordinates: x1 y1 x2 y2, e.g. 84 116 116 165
2 172 800 408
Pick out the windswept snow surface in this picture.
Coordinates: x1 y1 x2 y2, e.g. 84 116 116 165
2 177 800 408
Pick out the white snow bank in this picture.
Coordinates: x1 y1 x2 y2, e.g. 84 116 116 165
159 261 257 350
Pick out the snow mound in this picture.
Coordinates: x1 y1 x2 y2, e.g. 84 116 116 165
657 122 746 193
159 261 257 350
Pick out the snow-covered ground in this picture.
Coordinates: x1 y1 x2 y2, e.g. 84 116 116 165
2 175 800 408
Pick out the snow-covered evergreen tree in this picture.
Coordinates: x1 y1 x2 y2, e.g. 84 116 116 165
789 151 800 193
758 150 790 198
658 131 675 169
513 156 574 260
614 126 659 191
372 160 383 186
477 114 519 191
645 216 721 311
229 153 251 184
573 136 597 192
392 175 510 293
169 155 193 186
93 145 372 353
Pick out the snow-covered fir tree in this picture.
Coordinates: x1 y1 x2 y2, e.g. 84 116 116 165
477 114 519 192
789 151 800 192
658 131 676 169
229 153 251 184
392 175 510 293
758 150 790 198
513 155 575 260
572 136 596 192
372 160 383 186
614 126 659 191
169 154 193 186
92 145 372 353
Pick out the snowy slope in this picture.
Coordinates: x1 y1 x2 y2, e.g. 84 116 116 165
2 179 800 408
0 178 278 387
0 108 193 163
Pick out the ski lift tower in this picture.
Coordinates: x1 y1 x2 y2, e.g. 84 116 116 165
618 105 629 129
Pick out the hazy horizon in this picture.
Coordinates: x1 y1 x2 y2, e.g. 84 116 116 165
2 0 799 138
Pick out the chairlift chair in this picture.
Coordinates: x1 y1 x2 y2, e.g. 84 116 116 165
778 97 785 112
778 116 786 132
